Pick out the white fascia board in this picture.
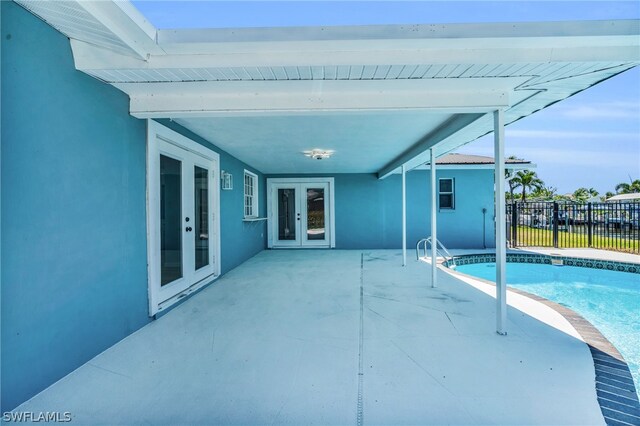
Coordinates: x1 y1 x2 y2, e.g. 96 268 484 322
156 20 640 52
76 2 164 59
118 80 512 119
177 45 640 66
70 18 640 72
154 40 640 61
71 43 640 72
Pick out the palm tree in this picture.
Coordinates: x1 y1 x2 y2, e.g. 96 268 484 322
511 170 544 203
600 192 614 202
573 187 590 203
506 169 518 202
553 193 573 202
531 186 556 201
505 156 523 203
615 179 640 194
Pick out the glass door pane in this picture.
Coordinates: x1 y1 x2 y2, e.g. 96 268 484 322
306 188 326 240
160 155 182 286
194 166 209 270
278 188 297 241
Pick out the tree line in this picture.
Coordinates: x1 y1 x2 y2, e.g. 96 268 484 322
505 169 640 203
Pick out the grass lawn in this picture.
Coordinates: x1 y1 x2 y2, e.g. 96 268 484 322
513 226 639 254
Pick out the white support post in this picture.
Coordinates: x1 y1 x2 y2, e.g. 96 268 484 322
494 109 507 335
402 164 407 266
430 149 437 288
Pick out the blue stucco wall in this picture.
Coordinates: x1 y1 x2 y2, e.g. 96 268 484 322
1 2 266 411
268 170 496 249
1 1 148 411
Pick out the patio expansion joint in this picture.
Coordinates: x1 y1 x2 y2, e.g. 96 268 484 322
357 252 365 426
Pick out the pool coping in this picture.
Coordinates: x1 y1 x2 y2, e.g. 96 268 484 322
442 254 640 426
445 252 640 274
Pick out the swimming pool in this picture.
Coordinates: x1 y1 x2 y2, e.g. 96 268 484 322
455 261 640 397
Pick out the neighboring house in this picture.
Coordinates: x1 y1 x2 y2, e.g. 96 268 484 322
1 1 636 411
606 193 640 202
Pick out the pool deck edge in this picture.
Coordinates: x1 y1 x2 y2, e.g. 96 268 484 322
507 287 640 426
442 256 640 426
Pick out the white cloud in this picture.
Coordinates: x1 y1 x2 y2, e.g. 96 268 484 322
455 141 640 170
510 147 638 168
505 129 639 140
555 101 640 120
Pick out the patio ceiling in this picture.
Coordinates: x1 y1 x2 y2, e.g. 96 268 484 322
18 1 640 176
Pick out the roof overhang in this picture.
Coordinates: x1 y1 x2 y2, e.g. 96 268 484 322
408 163 536 172
17 1 640 176
606 193 640 202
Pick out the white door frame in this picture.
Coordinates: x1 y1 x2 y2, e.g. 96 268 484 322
267 177 336 249
147 120 221 316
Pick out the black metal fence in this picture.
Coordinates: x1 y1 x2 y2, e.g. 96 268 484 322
506 201 640 253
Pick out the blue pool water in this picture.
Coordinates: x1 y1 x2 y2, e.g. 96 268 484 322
456 262 640 395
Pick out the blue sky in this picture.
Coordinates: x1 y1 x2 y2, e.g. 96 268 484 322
133 1 640 195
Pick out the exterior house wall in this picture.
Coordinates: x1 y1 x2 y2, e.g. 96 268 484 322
1 2 266 411
269 170 496 249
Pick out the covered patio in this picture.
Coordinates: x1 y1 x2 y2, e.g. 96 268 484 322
15 0 638 333
16 250 602 424
4 0 640 418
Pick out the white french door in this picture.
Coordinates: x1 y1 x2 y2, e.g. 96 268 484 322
147 121 220 315
268 178 335 248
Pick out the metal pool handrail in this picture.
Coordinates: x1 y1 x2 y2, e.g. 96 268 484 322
416 237 456 267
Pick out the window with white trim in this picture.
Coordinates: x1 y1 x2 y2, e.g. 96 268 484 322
244 170 258 218
439 178 455 210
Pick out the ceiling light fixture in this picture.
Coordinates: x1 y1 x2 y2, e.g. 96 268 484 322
303 149 335 160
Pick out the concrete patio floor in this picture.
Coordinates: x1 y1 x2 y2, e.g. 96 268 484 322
15 250 604 425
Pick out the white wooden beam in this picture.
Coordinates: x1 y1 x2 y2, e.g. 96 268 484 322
75 2 164 59
377 114 485 179
494 109 508 336
73 45 640 71
121 81 509 119
157 20 640 50
66 18 640 71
